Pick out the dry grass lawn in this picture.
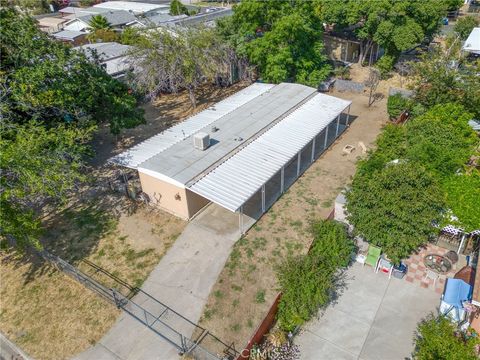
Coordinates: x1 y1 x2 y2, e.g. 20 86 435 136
0 201 185 360
197 89 389 349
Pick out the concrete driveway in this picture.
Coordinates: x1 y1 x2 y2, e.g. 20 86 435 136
295 263 440 360
74 204 250 360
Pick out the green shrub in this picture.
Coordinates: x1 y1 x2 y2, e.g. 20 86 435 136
276 254 334 331
310 220 355 268
387 93 410 119
170 0 188 16
413 314 479 360
454 15 479 40
375 54 396 78
276 220 353 331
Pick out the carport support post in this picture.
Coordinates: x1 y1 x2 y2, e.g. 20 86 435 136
296 152 301 176
311 138 316 162
324 125 329 149
346 105 351 126
239 206 244 234
280 166 285 193
335 115 340 137
261 185 266 213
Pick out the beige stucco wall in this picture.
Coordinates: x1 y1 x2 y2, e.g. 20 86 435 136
139 171 210 220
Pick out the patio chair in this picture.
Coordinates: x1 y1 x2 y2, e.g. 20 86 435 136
364 245 381 271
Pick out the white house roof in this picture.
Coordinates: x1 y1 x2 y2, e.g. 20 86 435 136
189 93 351 211
77 42 132 61
93 1 169 15
463 27 480 54
51 30 86 41
110 83 275 168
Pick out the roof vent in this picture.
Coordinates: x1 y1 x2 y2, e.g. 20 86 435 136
211 126 219 132
193 132 210 151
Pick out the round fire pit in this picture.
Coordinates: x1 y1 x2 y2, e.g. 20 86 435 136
424 254 452 274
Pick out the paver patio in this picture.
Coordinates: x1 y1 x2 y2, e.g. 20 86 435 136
295 262 440 360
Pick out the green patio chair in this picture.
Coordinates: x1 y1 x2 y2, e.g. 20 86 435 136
364 245 381 270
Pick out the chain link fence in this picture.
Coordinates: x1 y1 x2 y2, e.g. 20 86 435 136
39 250 239 360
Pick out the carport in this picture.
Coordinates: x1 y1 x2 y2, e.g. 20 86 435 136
188 93 351 233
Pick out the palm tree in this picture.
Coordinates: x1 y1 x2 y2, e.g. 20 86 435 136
88 15 111 31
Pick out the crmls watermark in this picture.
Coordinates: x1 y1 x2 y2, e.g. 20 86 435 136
238 342 300 359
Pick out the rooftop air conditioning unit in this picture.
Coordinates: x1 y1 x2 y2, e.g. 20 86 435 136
193 132 210 151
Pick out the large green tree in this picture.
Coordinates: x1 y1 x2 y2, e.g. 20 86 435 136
411 48 480 119
316 0 447 67
0 7 143 250
442 171 480 233
346 162 444 264
413 314 479 360
218 0 331 86
1 7 144 134
405 104 478 177
0 122 93 249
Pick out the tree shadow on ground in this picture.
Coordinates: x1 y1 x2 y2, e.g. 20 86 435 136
2 189 135 285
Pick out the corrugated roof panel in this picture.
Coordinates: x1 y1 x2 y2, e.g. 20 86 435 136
109 83 275 168
189 93 351 211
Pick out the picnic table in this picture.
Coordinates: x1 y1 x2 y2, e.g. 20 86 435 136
424 254 452 274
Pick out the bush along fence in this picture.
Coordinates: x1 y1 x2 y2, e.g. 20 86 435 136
237 210 354 359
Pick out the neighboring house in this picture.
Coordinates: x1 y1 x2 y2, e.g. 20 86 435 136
37 16 69 33
110 82 352 229
93 1 170 16
51 30 87 46
138 13 188 27
170 7 233 27
76 42 133 78
63 9 141 32
462 27 480 55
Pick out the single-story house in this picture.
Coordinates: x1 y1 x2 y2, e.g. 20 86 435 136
170 8 233 27
463 27 480 55
51 30 88 46
111 83 352 230
63 9 141 32
92 1 170 16
137 13 189 28
37 16 69 33
76 42 133 78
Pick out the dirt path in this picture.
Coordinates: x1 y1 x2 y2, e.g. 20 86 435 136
197 88 388 348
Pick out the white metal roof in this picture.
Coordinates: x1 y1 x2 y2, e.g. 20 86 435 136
93 1 169 15
188 93 351 212
110 83 275 168
463 27 480 54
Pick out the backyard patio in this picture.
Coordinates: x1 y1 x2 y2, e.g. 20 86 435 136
294 262 439 360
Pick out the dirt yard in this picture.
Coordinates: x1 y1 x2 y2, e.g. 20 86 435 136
0 84 249 360
90 82 251 167
0 199 185 360
197 87 389 349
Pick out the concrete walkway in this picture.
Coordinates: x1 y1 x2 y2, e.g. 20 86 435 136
295 263 440 360
74 204 251 360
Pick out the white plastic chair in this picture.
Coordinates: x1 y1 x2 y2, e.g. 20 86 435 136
424 269 439 287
